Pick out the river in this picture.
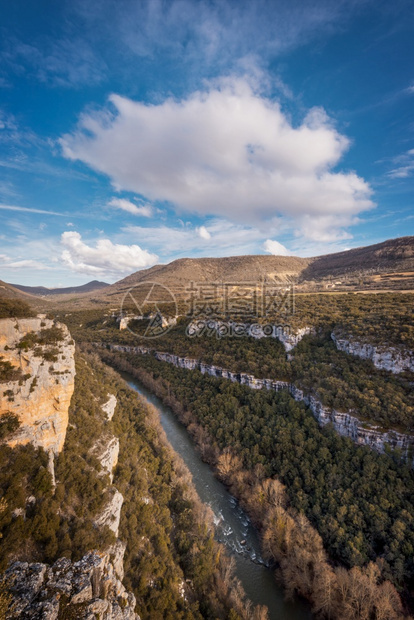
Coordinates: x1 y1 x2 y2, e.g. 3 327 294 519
124 373 311 620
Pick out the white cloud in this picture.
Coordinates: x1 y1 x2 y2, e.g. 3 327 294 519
60 231 158 276
387 148 414 179
0 203 65 216
61 78 374 242
122 218 272 257
263 239 290 255
108 197 152 217
4 38 106 88
197 225 211 240
0 254 49 270
74 0 362 78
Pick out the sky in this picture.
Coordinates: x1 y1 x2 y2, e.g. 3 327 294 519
0 0 413 287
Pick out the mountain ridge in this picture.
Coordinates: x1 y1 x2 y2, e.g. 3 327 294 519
4 236 413 309
10 279 109 296
91 236 414 303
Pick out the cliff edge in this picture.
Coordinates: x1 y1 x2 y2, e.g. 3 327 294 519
0 316 75 454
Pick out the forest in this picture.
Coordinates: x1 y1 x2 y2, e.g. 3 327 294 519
58 306 414 432
0 347 260 620
99 348 414 619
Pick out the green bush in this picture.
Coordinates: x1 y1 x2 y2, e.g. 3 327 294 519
0 300 35 320
0 414 20 441
0 359 22 384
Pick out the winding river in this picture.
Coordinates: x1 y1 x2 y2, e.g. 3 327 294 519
124 373 311 620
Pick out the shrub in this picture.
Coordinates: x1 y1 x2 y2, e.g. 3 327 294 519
0 300 34 319
0 414 20 441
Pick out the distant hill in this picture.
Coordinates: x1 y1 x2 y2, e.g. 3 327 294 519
300 236 414 283
90 255 311 306
22 236 414 310
92 236 414 304
0 280 37 300
10 280 110 296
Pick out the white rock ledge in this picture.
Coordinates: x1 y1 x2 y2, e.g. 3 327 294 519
105 343 414 463
95 489 124 537
331 332 414 374
92 435 120 484
102 394 117 420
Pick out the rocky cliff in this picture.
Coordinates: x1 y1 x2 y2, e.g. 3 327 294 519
93 435 120 484
331 332 414 374
187 319 312 350
0 316 75 454
1 549 138 619
107 344 414 461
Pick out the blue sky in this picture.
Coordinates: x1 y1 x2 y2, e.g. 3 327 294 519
0 0 413 286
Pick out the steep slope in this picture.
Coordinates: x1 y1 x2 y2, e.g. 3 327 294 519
3 551 138 619
0 316 75 454
299 236 414 285
98 255 311 303
0 281 37 301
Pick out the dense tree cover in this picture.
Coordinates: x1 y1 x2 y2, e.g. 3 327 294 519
0 299 35 319
58 305 414 430
0 349 260 619
267 292 414 349
0 356 117 571
292 334 414 431
56 291 414 349
104 351 414 593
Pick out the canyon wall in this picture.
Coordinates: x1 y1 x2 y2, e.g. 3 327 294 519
0 316 75 454
107 344 414 461
331 332 414 374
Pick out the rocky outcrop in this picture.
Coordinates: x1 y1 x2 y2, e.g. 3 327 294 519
103 394 117 420
0 316 75 454
277 326 314 351
332 332 414 374
92 435 120 483
1 550 138 619
95 489 124 537
106 344 414 461
107 540 127 581
187 319 311 350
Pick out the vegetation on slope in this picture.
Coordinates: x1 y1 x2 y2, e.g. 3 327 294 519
101 349 414 617
0 346 262 619
60 306 413 432
0 299 35 319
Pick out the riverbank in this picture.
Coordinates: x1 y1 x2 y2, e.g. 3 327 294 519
122 370 311 620
98 347 409 620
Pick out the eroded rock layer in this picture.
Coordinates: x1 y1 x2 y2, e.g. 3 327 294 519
0 316 75 454
2 550 138 619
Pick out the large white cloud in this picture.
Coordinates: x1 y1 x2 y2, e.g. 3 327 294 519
60 231 158 276
60 78 374 241
263 239 291 256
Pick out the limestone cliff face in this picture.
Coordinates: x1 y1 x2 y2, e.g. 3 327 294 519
187 319 312 350
2 550 138 619
331 332 414 374
103 394 118 420
0 316 75 454
92 435 120 484
107 344 414 461
94 490 124 537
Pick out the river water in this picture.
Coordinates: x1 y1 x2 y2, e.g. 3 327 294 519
124 374 311 620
